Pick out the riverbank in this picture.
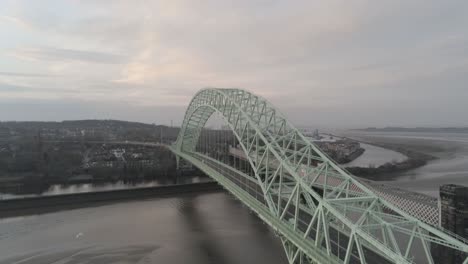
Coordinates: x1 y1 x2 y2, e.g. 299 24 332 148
313 137 366 164
0 182 222 218
336 135 437 181
336 131 468 197
347 143 435 180
0 166 209 197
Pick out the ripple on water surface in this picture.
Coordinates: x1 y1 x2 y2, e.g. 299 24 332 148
0 192 287 264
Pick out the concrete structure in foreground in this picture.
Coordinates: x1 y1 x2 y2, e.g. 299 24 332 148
432 184 468 263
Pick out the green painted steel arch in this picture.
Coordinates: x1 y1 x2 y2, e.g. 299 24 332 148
174 88 342 263
173 88 468 264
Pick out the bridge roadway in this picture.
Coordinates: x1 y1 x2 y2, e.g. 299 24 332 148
64 139 440 227
187 151 394 264
37 125 468 264
228 146 440 226
164 88 468 263
59 139 439 225
49 140 444 242
31 138 468 262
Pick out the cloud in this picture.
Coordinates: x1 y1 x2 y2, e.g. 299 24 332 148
0 82 33 92
11 47 126 64
1 0 468 127
0 15 33 29
0 71 55 77
0 81 74 94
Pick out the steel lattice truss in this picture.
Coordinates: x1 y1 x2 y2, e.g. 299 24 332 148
170 88 468 264
229 146 441 227
362 180 439 226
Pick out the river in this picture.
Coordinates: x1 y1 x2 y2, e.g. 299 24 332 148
0 191 287 264
342 142 407 168
1 131 467 263
341 131 468 197
309 134 408 168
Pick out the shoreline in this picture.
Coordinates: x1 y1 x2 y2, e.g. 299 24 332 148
0 182 223 218
329 134 437 181
337 147 365 164
0 172 210 198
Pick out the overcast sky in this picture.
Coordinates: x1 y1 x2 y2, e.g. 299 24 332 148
0 0 467 128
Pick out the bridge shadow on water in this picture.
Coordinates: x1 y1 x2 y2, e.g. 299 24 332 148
177 195 231 264
176 193 287 264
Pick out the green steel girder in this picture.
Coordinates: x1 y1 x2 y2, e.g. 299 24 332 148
171 88 468 264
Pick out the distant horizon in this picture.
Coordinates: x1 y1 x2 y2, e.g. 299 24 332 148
1 118 467 131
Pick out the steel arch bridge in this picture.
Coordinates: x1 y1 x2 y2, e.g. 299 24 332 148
169 88 468 264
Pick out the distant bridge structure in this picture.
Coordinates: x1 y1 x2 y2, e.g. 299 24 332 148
169 88 468 264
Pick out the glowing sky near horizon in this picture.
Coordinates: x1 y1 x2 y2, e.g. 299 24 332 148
0 0 467 128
